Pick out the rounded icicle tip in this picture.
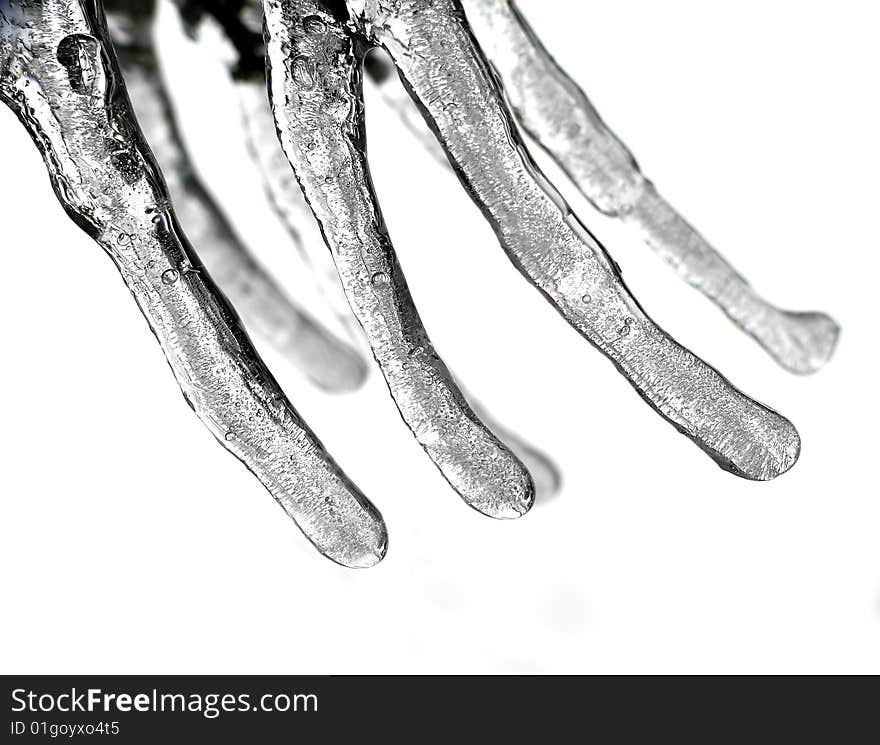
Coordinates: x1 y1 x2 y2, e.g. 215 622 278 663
465 452 536 520
715 412 802 482
773 311 841 376
316 509 389 569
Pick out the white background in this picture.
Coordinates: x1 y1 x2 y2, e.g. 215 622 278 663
1 1 878 673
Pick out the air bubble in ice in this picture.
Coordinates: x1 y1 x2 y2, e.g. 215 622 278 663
303 16 327 36
290 56 316 90
57 34 101 95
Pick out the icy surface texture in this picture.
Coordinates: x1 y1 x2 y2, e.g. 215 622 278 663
263 0 801 480
264 0 536 517
461 0 839 375
105 0 366 392
140 0 560 503
0 0 386 566
198 5 562 501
